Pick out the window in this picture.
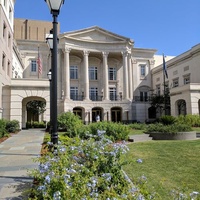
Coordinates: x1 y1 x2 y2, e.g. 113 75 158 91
89 67 97 80
90 87 98 101
8 32 11 47
108 67 116 80
9 6 12 21
140 91 148 102
2 53 6 70
7 60 10 76
173 78 179 88
109 88 117 101
156 85 161 95
140 65 146 77
3 22 6 38
70 87 78 100
31 60 37 72
70 66 78 79
184 75 190 85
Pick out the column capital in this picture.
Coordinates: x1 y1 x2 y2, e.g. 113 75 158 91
121 51 128 57
63 46 71 54
149 59 155 65
83 50 90 56
102 51 109 57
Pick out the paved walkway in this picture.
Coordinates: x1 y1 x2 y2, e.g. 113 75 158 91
0 129 45 200
129 133 153 142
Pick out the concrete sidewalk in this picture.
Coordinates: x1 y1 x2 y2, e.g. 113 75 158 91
0 129 45 200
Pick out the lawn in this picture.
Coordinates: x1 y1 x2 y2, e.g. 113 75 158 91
122 140 200 199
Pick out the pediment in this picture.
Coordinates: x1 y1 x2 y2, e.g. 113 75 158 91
60 26 130 43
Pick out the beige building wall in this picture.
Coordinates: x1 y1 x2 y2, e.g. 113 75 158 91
0 0 14 118
14 18 59 41
152 44 200 117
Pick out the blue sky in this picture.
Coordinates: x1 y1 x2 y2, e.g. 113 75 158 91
14 0 200 56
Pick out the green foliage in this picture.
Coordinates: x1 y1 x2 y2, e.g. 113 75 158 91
177 114 200 127
145 123 192 134
158 115 177 125
0 119 8 138
80 121 130 141
129 123 147 130
26 121 46 128
5 120 20 133
30 132 151 199
26 100 46 117
57 112 83 137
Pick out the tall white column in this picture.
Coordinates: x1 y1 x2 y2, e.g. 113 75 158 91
102 51 109 100
122 51 129 100
83 50 90 100
128 53 133 99
63 47 71 100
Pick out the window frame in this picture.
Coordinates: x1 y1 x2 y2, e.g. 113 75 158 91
89 66 98 80
70 66 78 79
90 87 98 100
173 78 179 88
109 87 117 101
108 67 116 80
31 60 37 72
70 86 78 100
140 64 146 77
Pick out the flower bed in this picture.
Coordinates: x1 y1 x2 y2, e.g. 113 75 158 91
30 130 151 199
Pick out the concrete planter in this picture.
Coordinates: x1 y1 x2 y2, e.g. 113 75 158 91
149 131 196 140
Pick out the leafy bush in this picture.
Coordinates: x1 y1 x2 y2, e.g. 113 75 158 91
0 119 8 138
26 121 46 128
158 115 177 125
5 120 20 133
129 123 147 130
145 123 192 134
57 112 83 137
177 114 200 127
30 131 151 199
80 121 130 141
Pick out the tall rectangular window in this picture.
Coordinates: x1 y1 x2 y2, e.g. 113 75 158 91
8 32 11 47
109 88 117 101
90 87 98 101
108 67 116 80
3 22 6 38
9 7 12 21
2 53 6 70
89 67 97 80
140 91 148 102
7 60 10 76
140 65 146 76
173 78 179 88
184 75 190 85
156 85 161 95
70 66 78 79
70 87 78 100
31 60 37 72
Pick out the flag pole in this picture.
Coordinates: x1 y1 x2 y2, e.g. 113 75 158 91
37 45 39 79
163 53 166 115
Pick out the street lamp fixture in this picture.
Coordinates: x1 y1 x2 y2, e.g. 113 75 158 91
47 69 52 81
46 29 53 50
45 0 65 145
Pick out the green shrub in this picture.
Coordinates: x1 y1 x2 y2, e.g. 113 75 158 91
158 115 177 125
177 114 200 127
57 112 83 137
128 123 147 130
145 123 192 134
0 119 8 138
5 120 20 133
80 121 130 141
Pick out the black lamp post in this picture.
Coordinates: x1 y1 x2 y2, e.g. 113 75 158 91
46 30 53 142
45 0 64 145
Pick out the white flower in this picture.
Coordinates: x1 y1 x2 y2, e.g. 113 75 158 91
137 158 143 163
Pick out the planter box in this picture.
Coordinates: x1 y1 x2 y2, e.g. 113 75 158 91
149 131 196 140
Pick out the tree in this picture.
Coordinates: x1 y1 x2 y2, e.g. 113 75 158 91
26 100 46 121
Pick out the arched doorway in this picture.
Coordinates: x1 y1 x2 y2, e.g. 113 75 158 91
22 97 46 129
92 107 103 122
176 99 187 116
73 107 83 120
111 107 122 122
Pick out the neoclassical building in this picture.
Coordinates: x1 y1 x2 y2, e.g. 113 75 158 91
2 2 200 129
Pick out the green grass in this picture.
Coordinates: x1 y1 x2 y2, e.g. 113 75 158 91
123 140 200 199
129 129 145 135
192 127 200 132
